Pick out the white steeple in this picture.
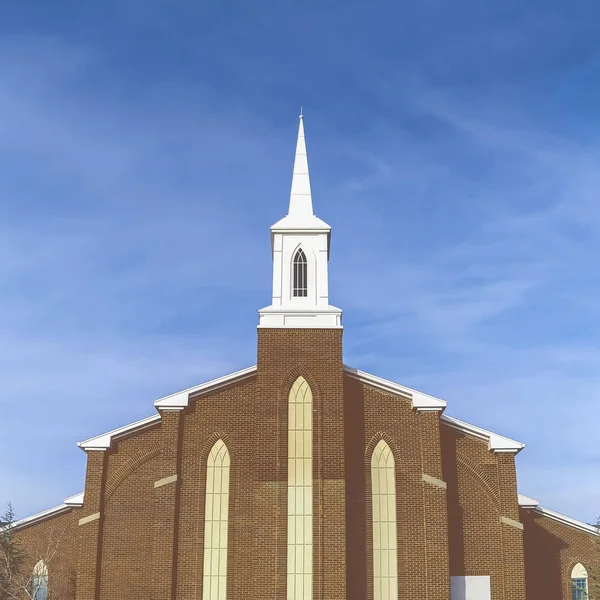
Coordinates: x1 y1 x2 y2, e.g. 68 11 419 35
258 113 342 329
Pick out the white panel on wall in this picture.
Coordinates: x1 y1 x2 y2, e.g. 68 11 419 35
450 576 491 600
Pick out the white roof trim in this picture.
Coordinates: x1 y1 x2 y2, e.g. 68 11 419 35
343 365 446 411
10 492 84 531
77 367 257 451
343 366 524 451
519 494 599 536
441 415 525 453
12 504 71 530
154 365 257 410
517 493 540 509
63 492 85 507
78 414 161 451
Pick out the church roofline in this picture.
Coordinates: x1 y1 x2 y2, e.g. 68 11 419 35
343 365 524 453
441 414 525 453
77 366 258 451
518 494 599 536
343 365 447 412
10 492 84 531
78 364 523 454
154 365 257 410
78 414 162 451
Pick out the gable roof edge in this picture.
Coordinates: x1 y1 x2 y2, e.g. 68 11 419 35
519 494 599 536
154 365 257 410
78 414 161 451
5 493 83 532
441 414 524 453
343 365 446 411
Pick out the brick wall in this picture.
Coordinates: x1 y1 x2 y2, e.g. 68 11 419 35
11 328 597 600
176 377 257 600
99 426 161 600
254 327 346 600
441 425 526 600
344 375 449 600
15 509 79 599
521 508 598 600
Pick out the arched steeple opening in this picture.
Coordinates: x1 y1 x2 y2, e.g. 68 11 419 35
292 248 308 297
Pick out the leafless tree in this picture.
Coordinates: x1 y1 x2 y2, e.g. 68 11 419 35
0 504 74 600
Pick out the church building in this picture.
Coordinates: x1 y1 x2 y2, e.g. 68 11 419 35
13 116 598 600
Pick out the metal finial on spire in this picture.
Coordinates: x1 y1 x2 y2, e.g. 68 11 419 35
299 106 303 119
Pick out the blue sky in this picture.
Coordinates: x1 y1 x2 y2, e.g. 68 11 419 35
2 1 600 524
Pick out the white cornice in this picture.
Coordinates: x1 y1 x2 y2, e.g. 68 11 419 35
77 367 257 451
11 492 84 531
12 504 71 530
343 365 447 412
63 492 85 507
517 493 540 509
441 414 525 453
78 414 161 451
519 494 599 536
154 365 257 410
343 366 524 452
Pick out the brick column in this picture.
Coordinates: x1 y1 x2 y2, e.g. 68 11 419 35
419 410 450 600
254 328 346 600
497 452 527 600
76 451 107 600
150 409 183 600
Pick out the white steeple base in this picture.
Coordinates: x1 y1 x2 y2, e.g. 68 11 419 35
258 305 342 329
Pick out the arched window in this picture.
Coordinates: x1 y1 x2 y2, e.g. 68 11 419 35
571 563 588 600
31 560 48 600
287 376 312 599
371 440 398 600
292 249 308 297
203 439 230 600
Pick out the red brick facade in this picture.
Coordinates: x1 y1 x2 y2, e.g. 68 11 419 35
13 326 598 599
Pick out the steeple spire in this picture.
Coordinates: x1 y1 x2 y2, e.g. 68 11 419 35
288 112 314 218
258 112 342 329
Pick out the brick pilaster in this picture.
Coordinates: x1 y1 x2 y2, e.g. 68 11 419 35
254 328 346 600
76 450 107 600
419 411 450 600
150 410 183 600
497 452 527 600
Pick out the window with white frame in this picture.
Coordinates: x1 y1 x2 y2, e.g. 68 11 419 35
292 249 308 297
287 376 312 600
571 563 589 600
371 440 398 600
202 439 230 600
31 560 48 600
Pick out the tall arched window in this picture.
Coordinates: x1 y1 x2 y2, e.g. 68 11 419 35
31 560 48 600
571 563 588 600
287 376 312 599
292 249 308 297
371 440 398 600
203 439 230 600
